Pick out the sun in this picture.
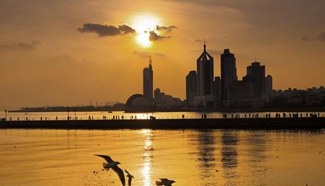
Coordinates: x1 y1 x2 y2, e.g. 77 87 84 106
132 15 160 47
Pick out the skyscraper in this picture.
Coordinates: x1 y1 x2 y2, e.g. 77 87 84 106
143 56 153 100
246 61 265 98
265 75 273 93
194 42 215 107
196 42 214 96
186 70 197 106
221 49 237 101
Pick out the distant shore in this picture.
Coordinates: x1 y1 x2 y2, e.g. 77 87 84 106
8 107 325 113
1 117 324 130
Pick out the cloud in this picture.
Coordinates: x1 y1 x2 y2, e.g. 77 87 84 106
156 25 178 32
18 40 41 50
193 38 204 42
149 31 171 41
132 50 167 58
78 23 136 37
154 52 166 57
301 31 325 42
301 36 311 42
132 50 150 58
317 31 325 42
0 41 40 52
0 44 15 52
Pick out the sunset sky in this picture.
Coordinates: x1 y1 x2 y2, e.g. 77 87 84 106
1 0 325 109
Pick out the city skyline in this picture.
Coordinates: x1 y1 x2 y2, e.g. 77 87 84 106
1 0 325 109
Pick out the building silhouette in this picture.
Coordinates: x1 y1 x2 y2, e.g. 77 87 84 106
265 75 273 93
143 56 153 100
246 61 265 98
262 75 273 102
186 70 197 106
194 42 215 107
220 49 237 101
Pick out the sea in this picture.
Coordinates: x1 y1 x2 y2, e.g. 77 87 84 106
0 111 325 186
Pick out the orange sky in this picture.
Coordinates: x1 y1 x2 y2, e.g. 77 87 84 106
1 0 325 109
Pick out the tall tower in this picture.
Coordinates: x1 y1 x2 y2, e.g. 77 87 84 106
196 41 214 96
220 49 237 101
143 56 153 100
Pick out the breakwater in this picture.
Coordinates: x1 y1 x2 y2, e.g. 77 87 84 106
1 117 325 130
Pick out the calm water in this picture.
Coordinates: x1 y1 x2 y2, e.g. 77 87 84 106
0 128 325 186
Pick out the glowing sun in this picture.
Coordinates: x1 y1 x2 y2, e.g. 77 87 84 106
132 15 160 47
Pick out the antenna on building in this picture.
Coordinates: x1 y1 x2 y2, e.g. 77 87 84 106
203 38 206 51
149 55 152 66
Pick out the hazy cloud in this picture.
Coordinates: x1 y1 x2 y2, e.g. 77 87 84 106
149 31 171 41
18 40 41 50
317 31 325 42
0 41 40 52
0 44 15 52
156 25 178 32
154 52 166 57
301 36 311 42
78 23 136 37
132 50 150 58
301 31 325 42
132 50 167 58
193 38 204 42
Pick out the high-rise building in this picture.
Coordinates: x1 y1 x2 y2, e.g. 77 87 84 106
196 42 214 96
265 75 273 93
143 56 153 100
214 76 222 106
246 61 265 98
194 42 215 107
220 49 237 101
186 70 197 106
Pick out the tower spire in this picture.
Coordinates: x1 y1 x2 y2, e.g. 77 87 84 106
149 55 152 67
203 38 206 51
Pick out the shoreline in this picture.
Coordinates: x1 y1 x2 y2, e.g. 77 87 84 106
8 107 325 113
1 117 324 130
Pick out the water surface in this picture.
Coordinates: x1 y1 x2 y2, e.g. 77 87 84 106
0 129 324 186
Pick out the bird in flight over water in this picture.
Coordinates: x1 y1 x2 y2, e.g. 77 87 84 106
155 178 176 186
94 154 125 186
125 169 134 186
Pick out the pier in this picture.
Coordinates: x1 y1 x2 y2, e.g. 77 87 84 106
1 117 325 130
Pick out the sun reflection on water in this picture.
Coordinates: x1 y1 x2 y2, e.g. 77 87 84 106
140 129 153 186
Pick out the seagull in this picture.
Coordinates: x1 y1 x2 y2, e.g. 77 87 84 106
155 178 176 186
125 169 134 186
94 154 125 186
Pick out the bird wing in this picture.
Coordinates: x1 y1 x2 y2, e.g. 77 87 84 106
113 166 125 186
94 154 114 163
125 169 131 176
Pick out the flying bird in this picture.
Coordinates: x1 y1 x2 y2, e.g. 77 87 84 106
155 178 176 186
125 169 134 186
94 154 125 186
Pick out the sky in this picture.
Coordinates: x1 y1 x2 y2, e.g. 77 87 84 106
1 0 325 110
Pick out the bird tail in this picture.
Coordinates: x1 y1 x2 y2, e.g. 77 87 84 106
102 163 110 171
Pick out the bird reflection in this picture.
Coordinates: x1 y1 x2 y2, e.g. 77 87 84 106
155 178 176 186
94 154 125 186
125 169 134 186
